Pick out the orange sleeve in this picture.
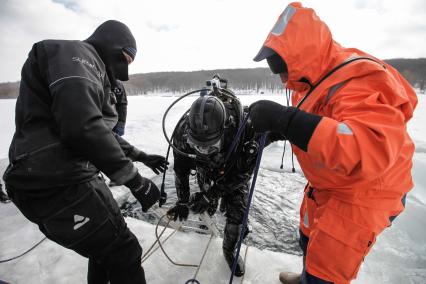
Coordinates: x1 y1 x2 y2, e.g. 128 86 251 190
307 89 408 180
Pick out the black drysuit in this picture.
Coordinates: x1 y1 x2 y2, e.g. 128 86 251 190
3 23 146 284
112 80 128 136
172 99 281 265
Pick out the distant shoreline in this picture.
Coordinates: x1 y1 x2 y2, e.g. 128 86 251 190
1 59 425 98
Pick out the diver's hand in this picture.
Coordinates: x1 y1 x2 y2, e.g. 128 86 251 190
167 202 189 221
189 192 211 214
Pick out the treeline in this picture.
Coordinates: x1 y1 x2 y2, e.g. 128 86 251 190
386 58 426 91
122 68 282 95
1 58 425 98
0 82 20 98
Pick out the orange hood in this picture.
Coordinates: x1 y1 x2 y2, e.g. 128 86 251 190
256 2 417 122
260 2 346 91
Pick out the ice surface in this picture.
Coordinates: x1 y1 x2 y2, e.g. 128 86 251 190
0 92 425 283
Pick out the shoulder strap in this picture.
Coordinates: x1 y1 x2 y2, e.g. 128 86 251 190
296 57 385 109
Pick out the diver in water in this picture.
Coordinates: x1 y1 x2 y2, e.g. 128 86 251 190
112 79 128 137
167 85 282 277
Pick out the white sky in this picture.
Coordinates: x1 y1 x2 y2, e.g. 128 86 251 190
0 0 425 83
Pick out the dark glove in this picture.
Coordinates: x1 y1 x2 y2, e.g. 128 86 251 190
189 192 212 214
167 202 189 221
207 197 219 216
113 125 125 136
248 100 298 134
137 152 168 175
125 173 160 212
249 100 322 151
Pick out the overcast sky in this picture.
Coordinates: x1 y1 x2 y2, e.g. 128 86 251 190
0 0 425 82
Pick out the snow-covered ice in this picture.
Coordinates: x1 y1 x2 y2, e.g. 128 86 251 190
0 92 425 283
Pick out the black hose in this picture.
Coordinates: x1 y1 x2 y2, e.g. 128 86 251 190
162 89 206 160
159 109 190 207
161 87 245 165
159 144 171 207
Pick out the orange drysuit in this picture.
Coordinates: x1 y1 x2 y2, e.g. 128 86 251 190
259 2 417 283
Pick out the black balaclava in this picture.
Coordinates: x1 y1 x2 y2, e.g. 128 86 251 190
266 52 288 75
85 20 137 83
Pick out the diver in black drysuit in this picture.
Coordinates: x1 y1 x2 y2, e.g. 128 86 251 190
167 94 282 276
3 20 167 284
112 80 128 137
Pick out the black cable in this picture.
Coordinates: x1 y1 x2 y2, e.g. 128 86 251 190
159 144 171 207
0 237 47 263
280 140 286 170
228 132 267 284
162 88 240 165
162 87 250 169
162 89 205 160
159 109 190 207
280 88 291 169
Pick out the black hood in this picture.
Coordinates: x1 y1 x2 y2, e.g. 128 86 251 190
188 96 226 147
85 20 136 83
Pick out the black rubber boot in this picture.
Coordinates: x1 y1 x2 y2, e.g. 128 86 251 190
223 223 245 277
279 272 301 284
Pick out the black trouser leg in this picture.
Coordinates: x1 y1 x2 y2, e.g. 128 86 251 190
223 222 246 277
101 227 146 284
7 177 146 284
88 258 108 284
222 185 248 277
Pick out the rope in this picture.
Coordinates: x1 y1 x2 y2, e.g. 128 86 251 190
142 220 181 264
146 213 218 283
142 219 169 261
186 234 214 284
0 237 47 263
229 132 267 284
155 214 199 267
240 246 249 284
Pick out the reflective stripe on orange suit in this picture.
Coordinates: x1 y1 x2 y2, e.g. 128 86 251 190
259 2 417 283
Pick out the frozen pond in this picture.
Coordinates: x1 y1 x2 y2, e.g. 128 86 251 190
1 92 426 283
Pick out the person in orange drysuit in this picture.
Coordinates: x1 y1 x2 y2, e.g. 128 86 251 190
249 2 417 284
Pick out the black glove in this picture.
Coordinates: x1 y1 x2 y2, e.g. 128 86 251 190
248 100 298 134
189 192 212 214
137 152 168 175
207 197 219 216
125 173 160 212
167 202 189 221
249 100 322 151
